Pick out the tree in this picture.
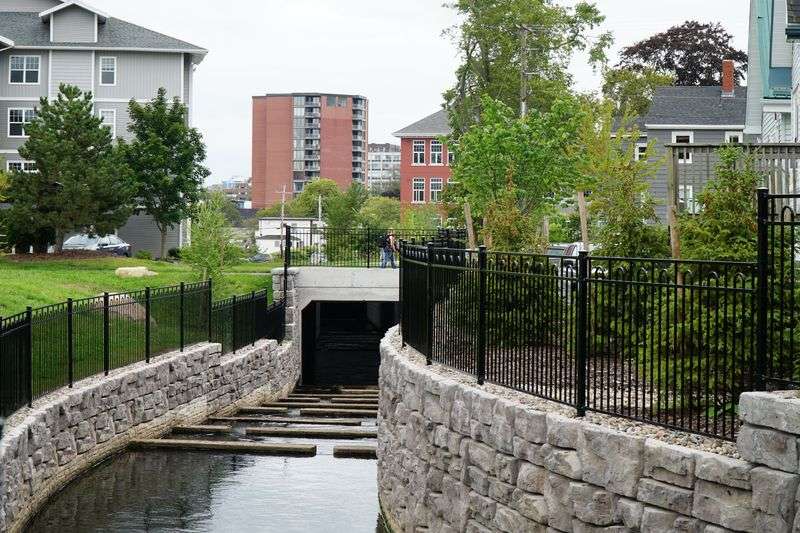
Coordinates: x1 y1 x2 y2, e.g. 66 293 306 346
5 84 134 252
618 21 748 86
291 179 343 218
402 205 443 231
181 192 244 287
126 88 209 259
358 196 401 229
444 0 611 133
602 67 675 117
326 183 368 228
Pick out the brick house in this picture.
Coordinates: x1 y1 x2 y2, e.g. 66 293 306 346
393 110 453 206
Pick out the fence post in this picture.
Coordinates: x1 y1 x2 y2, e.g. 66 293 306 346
26 306 33 407
400 239 406 348
103 292 110 376
284 225 291 299
425 242 434 365
477 246 487 385
179 282 185 352
232 294 238 355
207 279 213 343
576 251 589 417
756 187 769 390
143 287 151 363
252 290 256 347
367 228 371 269
67 298 74 387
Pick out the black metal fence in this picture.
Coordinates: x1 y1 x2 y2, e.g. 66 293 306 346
400 189 800 441
285 227 466 268
0 281 285 417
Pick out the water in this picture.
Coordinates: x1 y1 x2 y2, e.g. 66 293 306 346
27 450 388 532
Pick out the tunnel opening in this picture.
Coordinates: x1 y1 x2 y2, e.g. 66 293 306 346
301 301 398 386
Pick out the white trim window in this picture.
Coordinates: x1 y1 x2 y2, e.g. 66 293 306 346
412 177 425 203
99 109 116 138
634 142 648 161
412 140 425 165
430 177 444 203
679 185 699 214
448 150 455 165
6 160 37 173
430 140 443 165
99 56 116 86
725 131 743 144
8 108 35 138
672 131 694 164
9 55 40 85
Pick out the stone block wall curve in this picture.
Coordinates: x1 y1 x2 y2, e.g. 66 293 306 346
0 338 299 532
378 326 800 532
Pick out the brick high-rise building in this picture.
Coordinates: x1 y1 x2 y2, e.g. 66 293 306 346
251 93 368 209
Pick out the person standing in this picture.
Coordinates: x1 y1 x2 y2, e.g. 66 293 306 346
380 230 398 268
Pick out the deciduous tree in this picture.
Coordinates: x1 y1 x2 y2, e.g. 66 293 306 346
602 67 675 117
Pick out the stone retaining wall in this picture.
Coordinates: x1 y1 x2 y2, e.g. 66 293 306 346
0 338 298 533
378 327 800 532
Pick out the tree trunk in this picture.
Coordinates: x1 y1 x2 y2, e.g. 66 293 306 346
483 216 492 249
577 190 590 251
542 216 550 245
54 232 65 255
463 201 477 249
159 229 167 260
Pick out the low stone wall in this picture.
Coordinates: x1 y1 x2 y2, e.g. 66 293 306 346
378 327 800 532
0 338 298 533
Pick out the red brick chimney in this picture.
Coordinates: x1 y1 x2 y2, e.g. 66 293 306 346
722 59 735 97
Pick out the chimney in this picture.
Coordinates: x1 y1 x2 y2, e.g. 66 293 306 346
722 59 735 97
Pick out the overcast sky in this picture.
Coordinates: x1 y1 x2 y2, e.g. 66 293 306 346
88 0 750 184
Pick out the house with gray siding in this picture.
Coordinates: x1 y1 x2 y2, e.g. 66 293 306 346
0 0 207 256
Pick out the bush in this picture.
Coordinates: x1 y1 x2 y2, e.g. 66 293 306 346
167 248 182 260
134 250 153 260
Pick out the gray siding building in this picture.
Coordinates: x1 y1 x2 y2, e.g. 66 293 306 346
0 0 207 256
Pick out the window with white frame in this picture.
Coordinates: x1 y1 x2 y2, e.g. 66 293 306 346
634 142 648 161
430 140 443 165
412 140 425 165
448 150 455 165
99 57 117 86
725 131 742 144
99 109 116 138
412 177 425 203
6 161 36 173
9 56 39 84
678 185 700 214
8 108 35 137
430 177 444 203
672 131 694 164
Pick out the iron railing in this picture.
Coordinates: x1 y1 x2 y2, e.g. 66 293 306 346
400 189 800 441
0 281 285 418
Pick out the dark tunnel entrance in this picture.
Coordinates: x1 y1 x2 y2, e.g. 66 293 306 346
301 301 399 386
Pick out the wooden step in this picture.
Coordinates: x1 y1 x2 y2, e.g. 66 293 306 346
130 439 316 456
289 393 378 400
333 445 377 459
238 407 290 415
265 402 377 410
277 397 322 404
330 398 379 405
247 427 377 439
299 408 377 418
207 416 364 426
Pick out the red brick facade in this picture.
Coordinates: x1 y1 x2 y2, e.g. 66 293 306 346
398 137 453 206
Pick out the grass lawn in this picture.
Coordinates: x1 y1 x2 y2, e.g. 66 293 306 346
0 255 274 316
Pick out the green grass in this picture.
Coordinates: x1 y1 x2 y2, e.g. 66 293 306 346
0 255 273 316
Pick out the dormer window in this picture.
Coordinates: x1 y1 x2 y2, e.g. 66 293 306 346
9 56 40 85
100 57 116 86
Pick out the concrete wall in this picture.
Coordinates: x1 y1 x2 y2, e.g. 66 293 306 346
378 327 800 533
0 338 299 532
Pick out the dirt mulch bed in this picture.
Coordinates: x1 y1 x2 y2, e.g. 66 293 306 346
3 251 121 262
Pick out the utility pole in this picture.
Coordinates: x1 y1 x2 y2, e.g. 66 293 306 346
274 185 287 254
519 26 529 118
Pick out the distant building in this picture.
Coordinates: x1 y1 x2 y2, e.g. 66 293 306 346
251 93 369 209
367 143 400 191
209 177 252 208
393 110 453 206
256 217 325 256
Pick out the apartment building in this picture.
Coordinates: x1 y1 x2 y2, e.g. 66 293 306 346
0 0 207 256
393 110 453 205
367 142 400 191
251 93 369 209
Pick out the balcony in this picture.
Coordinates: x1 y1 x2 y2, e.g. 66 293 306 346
352 142 364 151
305 141 320 149
305 153 321 161
353 99 366 110
352 121 364 131
353 133 364 141
353 155 364 163
305 162 320 171
305 130 320 139
305 109 321 118
305 119 320 127
353 109 365 119
305 97 320 106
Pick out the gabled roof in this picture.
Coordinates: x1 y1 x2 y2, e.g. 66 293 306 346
0 35 14 48
644 86 748 128
40 1 108 22
394 110 451 138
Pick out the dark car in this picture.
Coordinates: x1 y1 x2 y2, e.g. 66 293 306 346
62 234 131 256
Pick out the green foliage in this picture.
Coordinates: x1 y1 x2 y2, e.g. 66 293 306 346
443 0 611 133
679 146 758 262
326 183 368 228
126 88 209 258
181 192 245 287
134 250 153 260
167 248 182 260
602 67 675 117
547 211 582 244
358 196 401 229
402 205 443 231
5 84 135 252
290 179 343 217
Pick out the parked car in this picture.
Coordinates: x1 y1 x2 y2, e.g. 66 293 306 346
248 253 270 263
62 235 131 256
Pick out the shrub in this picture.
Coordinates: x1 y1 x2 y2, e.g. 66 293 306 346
167 248 182 260
134 250 153 260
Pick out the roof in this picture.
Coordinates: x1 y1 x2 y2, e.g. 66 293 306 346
0 35 14 47
393 110 451 138
644 86 748 128
40 1 108 22
0 11 207 61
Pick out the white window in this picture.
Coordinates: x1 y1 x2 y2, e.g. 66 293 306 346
99 109 116 138
99 57 116 86
412 177 425 203
6 161 36 173
672 131 694 164
678 185 700 214
430 178 443 203
634 142 648 161
9 55 39 84
412 140 425 165
448 150 455 165
430 140 443 165
725 131 742 144
8 108 35 138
